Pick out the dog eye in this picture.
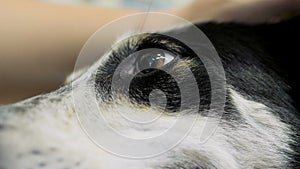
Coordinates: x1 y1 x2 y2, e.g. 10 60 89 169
136 50 175 71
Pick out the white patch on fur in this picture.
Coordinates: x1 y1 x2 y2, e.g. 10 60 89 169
152 89 293 169
225 89 293 168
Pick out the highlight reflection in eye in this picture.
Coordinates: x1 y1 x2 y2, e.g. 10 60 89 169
136 50 175 71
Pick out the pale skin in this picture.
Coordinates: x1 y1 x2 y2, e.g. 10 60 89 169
0 0 299 104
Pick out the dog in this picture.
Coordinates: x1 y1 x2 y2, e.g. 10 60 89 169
0 14 299 169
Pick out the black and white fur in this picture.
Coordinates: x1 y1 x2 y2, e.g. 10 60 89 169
0 15 299 169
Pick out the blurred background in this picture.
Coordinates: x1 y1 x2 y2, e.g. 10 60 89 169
42 0 191 9
0 0 192 104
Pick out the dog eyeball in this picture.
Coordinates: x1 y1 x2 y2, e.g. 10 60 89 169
137 51 175 70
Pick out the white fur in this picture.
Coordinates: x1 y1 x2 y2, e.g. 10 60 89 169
0 86 293 169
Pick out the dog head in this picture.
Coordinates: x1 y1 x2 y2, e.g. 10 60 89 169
0 15 300 169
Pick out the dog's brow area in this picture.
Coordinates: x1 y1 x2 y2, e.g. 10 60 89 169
109 33 186 61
